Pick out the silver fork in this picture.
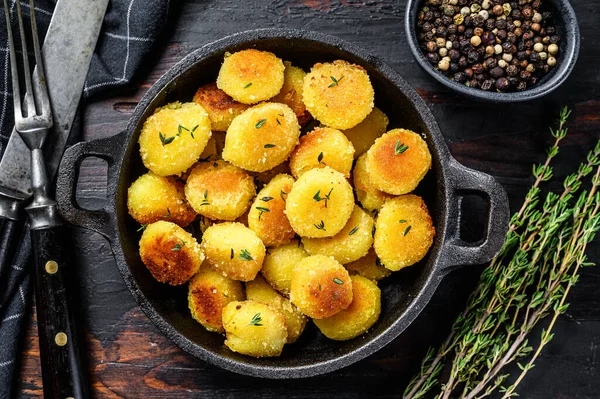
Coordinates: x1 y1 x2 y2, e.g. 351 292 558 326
4 1 89 397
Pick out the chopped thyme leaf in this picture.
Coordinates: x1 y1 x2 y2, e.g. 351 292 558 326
264 144 276 148
328 75 344 87
230 248 234 260
276 118 281 125
348 226 359 235
317 152 325 165
278 113 284 116
261 196 274 202
255 119 267 129
280 189 288 202
244 82 253 88
159 132 175 146
314 220 326 231
394 140 409 155
256 206 270 221
171 240 186 251
239 249 254 261
137 224 148 232
177 124 189 136
399 219 407 223
313 187 333 208
248 312 263 326
163 208 171 218
404 225 412 236
333 277 344 285
200 190 209 206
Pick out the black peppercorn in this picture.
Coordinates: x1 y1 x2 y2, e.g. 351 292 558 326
484 57 498 69
517 41 526 51
532 0 542 10
546 26 556 35
424 11 433 21
529 52 540 63
502 42 513 53
486 19 495 30
437 25 448 37
424 32 435 41
550 35 560 44
481 79 495 91
454 71 466 82
423 22 433 32
473 15 485 27
457 25 465 33
464 67 474 79
506 64 518 76
468 79 480 88
507 32 517 44
465 28 474 37
458 56 468 68
448 24 457 34
475 73 486 82
508 76 519 86
522 6 533 19
426 41 438 52
464 15 474 27
512 9 522 19
496 77 510 90
449 48 461 60
517 80 528 91
496 18 507 29
460 40 472 53
427 53 441 64
496 29 507 41
472 63 485 74
468 50 481 63
490 66 504 78
450 62 460 72
520 70 531 80
482 31 496 45
442 15 453 25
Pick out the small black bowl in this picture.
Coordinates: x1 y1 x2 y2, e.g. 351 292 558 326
405 0 580 102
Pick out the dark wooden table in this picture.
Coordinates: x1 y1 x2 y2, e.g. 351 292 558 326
15 0 600 397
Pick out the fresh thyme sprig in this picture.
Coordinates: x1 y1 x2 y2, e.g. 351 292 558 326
403 107 600 399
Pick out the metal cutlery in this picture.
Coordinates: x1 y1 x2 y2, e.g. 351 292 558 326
3 0 89 397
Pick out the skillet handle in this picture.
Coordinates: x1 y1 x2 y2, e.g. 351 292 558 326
56 131 127 240
439 159 510 273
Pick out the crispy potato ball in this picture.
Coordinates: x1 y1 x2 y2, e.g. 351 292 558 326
251 161 291 189
290 255 353 319
342 107 389 158
261 242 308 295
289 127 355 179
138 101 212 177
217 49 285 105
185 160 256 221
222 300 288 357
345 248 392 282
128 172 196 227
374 195 435 271
248 174 296 247
353 154 393 212
285 167 354 238
223 102 301 173
271 62 312 126
188 265 245 333
302 205 374 264
246 275 308 343
201 222 266 281
302 60 374 130
139 221 204 285
313 275 381 340
193 83 250 131
365 128 432 195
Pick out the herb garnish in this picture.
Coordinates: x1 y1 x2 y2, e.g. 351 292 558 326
276 118 281 125
137 224 148 232
256 206 270 221
313 188 333 208
348 226 359 235
163 208 171 218
159 132 175 146
317 152 325 165
399 219 407 223
178 124 199 139
261 196 274 202
403 225 412 236
372 225 376 237
328 75 344 87
200 190 209 206
280 189 288 201
255 119 267 129
314 220 326 231
247 312 263 327
333 277 344 285
394 140 409 154
239 249 254 261
264 144 276 148
244 82 252 88
171 240 186 251
230 248 234 260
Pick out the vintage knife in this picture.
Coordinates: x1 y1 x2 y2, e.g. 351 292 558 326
0 0 109 298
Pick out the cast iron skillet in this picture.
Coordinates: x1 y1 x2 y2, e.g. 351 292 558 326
55 29 509 379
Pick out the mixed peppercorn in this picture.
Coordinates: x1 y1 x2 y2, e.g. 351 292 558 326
416 0 561 92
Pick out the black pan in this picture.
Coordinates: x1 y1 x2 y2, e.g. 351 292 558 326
55 29 509 379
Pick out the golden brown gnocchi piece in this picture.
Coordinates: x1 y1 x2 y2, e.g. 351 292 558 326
139 221 203 285
223 102 301 173
345 248 392 282
342 107 389 158
374 195 435 271
285 167 354 238
289 127 355 178
138 102 212 177
260 241 308 296
248 174 296 247
365 128 432 195
193 83 250 131
222 300 288 357
201 222 266 281
302 205 374 264
188 265 245 333
246 275 308 344
185 160 256 221
313 275 381 340
290 255 353 319
217 49 285 105
127 172 196 227
302 60 374 129
271 62 312 126
353 153 393 212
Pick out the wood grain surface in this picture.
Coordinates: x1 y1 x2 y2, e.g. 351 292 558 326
14 0 600 397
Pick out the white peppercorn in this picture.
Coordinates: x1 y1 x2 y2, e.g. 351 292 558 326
471 35 482 46
539 51 548 60
498 59 508 68
460 6 470 15
449 0 458 5
494 44 503 54
548 44 559 55
478 10 489 20
436 37 446 48
533 42 544 52
439 47 448 57
481 0 491 9
532 12 542 23
470 3 481 13
438 59 450 70
547 57 557 67
446 40 453 49
502 53 513 62
526 63 535 72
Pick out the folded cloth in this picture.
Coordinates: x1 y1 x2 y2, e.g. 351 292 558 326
0 1 169 396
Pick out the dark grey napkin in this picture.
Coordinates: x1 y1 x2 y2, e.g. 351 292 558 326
0 1 169 396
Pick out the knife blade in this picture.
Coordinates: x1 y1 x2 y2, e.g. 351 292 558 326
0 0 109 216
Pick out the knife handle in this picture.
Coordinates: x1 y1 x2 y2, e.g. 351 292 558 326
32 225 89 399
0 218 20 301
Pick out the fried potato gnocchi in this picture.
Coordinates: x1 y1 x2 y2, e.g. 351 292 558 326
188 265 245 333
290 255 353 319
246 275 308 343
353 153 393 212
217 49 285 105
342 107 389 158
128 172 196 227
185 160 256 220
374 195 435 271
313 275 381 340
302 205 374 264
248 174 296 247
260 242 308 295
139 221 203 285
285 167 354 238
271 62 312 126
345 248 392 282
138 101 212 176
365 128 432 195
289 127 355 178
303 60 374 130
193 83 250 131
202 222 266 281
222 300 288 357
223 102 301 172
